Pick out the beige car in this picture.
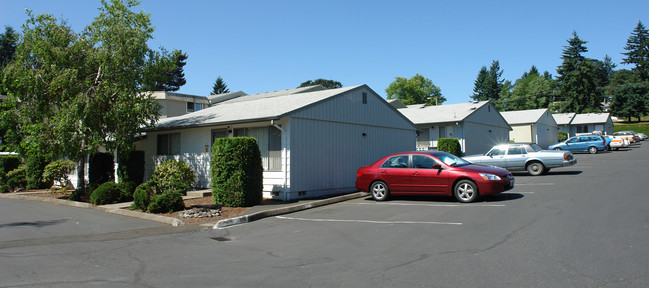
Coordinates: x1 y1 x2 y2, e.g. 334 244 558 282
612 131 637 143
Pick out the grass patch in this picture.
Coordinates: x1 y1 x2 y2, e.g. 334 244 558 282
613 121 649 134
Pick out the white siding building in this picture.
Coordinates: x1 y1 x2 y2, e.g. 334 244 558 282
393 100 511 155
152 91 211 118
135 85 417 200
501 109 558 149
552 112 613 136
571 113 614 135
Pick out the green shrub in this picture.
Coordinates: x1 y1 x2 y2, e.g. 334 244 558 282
26 155 48 189
119 181 136 201
211 137 263 207
71 182 99 201
89 152 115 185
42 160 76 188
558 131 568 142
131 181 156 211
89 181 134 205
6 164 27 190
147 190 185 213
152 159 195 192
117 150 145 185
437 138 462 157
0 155 21 174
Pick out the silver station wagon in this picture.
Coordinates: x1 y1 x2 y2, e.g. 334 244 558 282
463 143 577 176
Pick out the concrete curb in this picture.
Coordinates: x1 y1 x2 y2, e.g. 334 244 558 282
0 193 96 209
213 192 369 229
0 193 184 226
2 191 370 228
105 208 184 226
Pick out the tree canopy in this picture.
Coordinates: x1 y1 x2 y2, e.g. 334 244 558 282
211 76 230 95
471 60 504 102
298 78 342 89
622 21 649 81
385 74 445 105
0 26 19 94
150 49 187 92
556 32 602 113
499 66 556 111
0 0 172 188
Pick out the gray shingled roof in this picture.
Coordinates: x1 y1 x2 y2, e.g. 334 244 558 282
571 113 611 125
150 85 361 130
397 101 490 124
552 113 576 125
501 109 549 125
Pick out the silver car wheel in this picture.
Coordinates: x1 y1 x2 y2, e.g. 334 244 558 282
454 180 477 203
588 146 598 154
526 162 545 176
371 181 389 201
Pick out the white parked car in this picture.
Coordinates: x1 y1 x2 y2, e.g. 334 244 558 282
603 135 629 150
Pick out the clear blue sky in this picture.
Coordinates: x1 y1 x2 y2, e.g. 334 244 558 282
1 0 648 104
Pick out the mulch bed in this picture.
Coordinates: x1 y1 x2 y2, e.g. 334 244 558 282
7 190 250 225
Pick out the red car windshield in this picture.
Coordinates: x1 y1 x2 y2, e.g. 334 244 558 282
434 152 471 167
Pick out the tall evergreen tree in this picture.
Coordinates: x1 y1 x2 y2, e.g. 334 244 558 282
0 26 18 67
471 60 504 102
0 26 19 94
211 76 230 95
621 21 649 81
556 31 601 113
609 83 649 122
151 49 187 91
471 66 489 101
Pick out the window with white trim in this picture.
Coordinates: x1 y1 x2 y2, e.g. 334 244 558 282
233 126 282 171
157 133 181 155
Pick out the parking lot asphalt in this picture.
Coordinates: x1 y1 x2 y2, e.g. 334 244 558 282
1 142 647 287
1 142 645 231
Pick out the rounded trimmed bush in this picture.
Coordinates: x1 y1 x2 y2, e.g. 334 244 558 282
147 190 185 213
90 182 122 205
6 164 27 190
132 181 156 211
152 160 195 192
437 138 462 157
211 137 263 207
89 182 134 205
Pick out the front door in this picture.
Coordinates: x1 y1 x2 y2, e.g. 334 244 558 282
410 155 448 193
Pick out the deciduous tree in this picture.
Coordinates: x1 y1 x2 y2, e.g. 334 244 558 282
385 74 445 105
298 78 342 89
1 0 169 190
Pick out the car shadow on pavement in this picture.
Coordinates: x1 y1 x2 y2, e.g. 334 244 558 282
0 219 67 228
362 193 524 204
512 170 583 177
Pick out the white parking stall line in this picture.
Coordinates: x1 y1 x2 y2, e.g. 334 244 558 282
516 183 554 186
275 216 463 225
515 192 535 194
356 202 506 207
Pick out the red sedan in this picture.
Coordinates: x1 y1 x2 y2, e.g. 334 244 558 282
355 151 515 203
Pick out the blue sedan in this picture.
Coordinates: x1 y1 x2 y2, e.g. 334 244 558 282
549 135 607 154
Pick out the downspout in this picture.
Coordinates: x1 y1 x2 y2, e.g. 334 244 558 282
271 120 288 201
